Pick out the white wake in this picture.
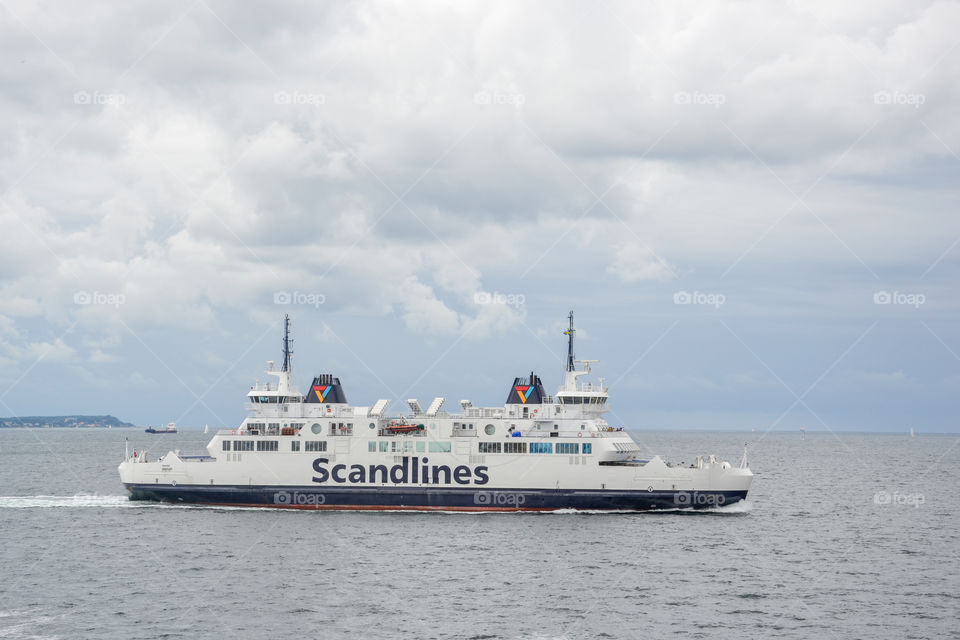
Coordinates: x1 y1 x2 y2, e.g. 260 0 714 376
0 495 132 509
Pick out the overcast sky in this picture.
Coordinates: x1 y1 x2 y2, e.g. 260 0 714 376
1 1 958 433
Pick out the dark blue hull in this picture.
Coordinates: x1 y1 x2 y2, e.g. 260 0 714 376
124 484 747 512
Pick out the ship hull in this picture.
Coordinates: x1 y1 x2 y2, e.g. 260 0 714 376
123 483 747 512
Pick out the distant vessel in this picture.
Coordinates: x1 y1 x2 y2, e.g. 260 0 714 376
204 424 209 434
145 422 178 434
801 427 805 440
910 427 915 438
120 313 753 511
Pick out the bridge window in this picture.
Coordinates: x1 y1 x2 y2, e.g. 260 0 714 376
291 441 300 452
305 441 327 452
530 442 552 454
222 440 231 451
256 440 278 452
429 442 452 453
582 443 592 454
379 441 388 452
556 443 579 454
368 441 377 452
479 442 501 454
233 440 254 451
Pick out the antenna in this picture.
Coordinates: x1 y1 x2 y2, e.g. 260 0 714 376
564 310 576 372
281 314 293 373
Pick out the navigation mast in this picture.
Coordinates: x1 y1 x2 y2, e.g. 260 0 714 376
564 310 575 372
281 314 293 373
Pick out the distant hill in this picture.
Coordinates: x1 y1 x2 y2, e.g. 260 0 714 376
0 415 135 429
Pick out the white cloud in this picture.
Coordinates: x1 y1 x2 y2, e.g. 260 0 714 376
607 243 675 283
0 1 957 429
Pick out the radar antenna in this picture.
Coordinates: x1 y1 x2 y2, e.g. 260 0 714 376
564 310 576 372
281 314 293 373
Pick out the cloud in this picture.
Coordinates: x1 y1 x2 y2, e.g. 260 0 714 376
607 243 675 283
0 1 957 429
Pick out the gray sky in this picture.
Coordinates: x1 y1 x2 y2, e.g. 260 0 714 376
1 1 958 432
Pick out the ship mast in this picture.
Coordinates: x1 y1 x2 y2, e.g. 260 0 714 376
564 310 575 372
281 314 293 373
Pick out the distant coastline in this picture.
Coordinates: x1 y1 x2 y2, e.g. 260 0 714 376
0 415 135 429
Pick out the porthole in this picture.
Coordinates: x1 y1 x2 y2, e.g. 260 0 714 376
369 422 376 430
311 423 322 434
429 423 436 430
484 424 496 436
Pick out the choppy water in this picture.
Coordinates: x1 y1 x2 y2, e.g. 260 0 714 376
0 428 957 639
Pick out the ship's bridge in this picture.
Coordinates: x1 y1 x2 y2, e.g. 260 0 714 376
553 361 609 415
247 360 302 405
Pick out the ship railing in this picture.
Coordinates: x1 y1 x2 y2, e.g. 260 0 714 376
377 428 427 437
514 429 627 438
216 427 300 436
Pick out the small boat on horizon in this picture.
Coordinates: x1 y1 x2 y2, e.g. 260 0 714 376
145 422 178 434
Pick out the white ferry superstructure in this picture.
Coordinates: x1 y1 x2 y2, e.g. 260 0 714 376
119 314 753 511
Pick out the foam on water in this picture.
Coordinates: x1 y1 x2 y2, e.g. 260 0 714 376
0 494 132 508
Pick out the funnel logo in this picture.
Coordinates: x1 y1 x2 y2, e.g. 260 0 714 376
514 385 531 403
313 385 331 402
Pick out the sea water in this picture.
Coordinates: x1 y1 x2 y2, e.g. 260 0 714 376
0 428 956 639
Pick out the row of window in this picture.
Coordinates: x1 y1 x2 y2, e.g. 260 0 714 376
285 441 329 452
224 439 592 455
558 396 606 405
482 441 592 455
366 441 453 453
250 396 300 403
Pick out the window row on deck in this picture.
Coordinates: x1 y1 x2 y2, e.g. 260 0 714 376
222 439 592 455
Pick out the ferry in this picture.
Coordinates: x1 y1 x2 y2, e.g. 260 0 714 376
119 314 753 511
